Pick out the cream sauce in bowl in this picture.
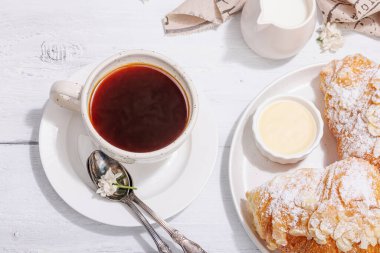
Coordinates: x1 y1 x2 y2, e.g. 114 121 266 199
258 100 317 155
253 96 323 164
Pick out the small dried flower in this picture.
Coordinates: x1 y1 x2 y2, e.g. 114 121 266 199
96 169 137 197
317 22 344 53
96 169 123 197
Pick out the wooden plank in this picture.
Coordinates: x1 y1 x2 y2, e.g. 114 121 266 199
1 0 380 251
0 144 259 252
0 0 379 145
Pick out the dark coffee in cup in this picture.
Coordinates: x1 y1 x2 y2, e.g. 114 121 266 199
89 64 188 153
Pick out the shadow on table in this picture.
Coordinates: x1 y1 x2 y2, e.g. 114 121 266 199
25 107 179 252
218 108 260 251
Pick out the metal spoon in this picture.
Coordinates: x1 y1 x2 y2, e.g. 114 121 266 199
88 150 207 253
87 150 172 253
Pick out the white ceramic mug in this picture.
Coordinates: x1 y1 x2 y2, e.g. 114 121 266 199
50 50 199 164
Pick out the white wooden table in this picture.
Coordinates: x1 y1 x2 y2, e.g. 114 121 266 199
0 0 379 252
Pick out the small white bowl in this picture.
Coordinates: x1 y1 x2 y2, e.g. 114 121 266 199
252 95 324 164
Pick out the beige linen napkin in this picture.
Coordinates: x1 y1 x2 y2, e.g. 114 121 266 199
317 0 380 37
163 0 246 34
163 0 380 37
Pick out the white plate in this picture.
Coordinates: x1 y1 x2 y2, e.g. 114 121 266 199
228 64 339 252
39 64 218 227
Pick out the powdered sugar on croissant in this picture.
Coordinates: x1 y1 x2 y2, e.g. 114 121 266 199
246 157 380 252
320 54 380 166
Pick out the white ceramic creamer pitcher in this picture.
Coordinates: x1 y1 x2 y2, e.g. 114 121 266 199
241 0 316 59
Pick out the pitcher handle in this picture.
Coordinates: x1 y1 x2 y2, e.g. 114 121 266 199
50 81 83 112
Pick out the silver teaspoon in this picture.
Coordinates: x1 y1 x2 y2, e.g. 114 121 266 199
87 150 172 253
88 150 207 253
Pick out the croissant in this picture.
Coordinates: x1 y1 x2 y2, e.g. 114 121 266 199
320 54 380 166
246 157 380 252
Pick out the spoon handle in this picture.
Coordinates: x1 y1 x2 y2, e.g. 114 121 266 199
121 198 172 253
131 193 207 253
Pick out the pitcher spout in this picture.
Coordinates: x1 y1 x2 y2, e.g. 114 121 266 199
256 13 271 32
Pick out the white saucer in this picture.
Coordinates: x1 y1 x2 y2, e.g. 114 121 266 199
39 64 218 227
228 64 339 252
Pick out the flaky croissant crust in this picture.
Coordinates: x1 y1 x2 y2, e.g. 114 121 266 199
320 54 380 166
246 157 380 253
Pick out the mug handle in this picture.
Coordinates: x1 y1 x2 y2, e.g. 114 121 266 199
50 81 83 112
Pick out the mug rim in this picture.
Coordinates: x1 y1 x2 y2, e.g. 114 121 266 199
80 49 199 161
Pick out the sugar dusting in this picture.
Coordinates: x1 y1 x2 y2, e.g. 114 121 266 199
320 54 380 163
247 157 380 252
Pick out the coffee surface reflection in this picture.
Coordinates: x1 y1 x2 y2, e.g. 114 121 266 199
90 64 188 153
